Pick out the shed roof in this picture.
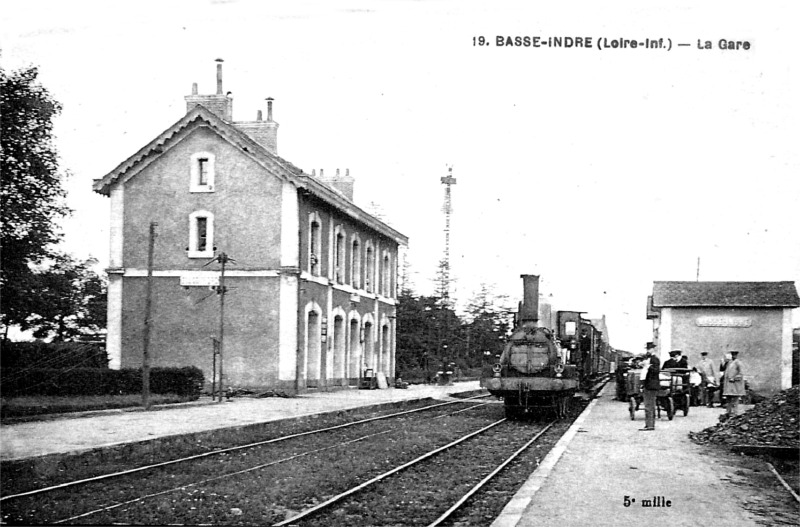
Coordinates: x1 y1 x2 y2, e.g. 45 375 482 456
651 281 800 308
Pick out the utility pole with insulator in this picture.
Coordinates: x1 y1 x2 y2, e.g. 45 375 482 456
216 252 232 402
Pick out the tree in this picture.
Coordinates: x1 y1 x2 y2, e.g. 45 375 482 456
1 66 70 335
461 284 514 367
395 290 462 380
16 254 107 341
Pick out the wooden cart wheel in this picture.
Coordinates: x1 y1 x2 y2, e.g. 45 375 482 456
683 394 690 416
629 396 636 420
667 397 675 420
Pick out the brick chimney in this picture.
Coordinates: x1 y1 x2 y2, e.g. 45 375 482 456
184 59 233 121
316 168 355 201
235 97 279 155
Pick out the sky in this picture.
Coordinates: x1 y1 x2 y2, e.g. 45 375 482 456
2 0 798 353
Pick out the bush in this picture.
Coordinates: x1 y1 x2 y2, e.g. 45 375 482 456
0 366 204 399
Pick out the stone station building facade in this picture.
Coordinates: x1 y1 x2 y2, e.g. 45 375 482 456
93 61 407 393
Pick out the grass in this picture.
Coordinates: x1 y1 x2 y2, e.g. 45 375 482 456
0 394 197 421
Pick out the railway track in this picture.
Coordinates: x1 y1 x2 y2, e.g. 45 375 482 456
1 396 497 525
274 418 556 527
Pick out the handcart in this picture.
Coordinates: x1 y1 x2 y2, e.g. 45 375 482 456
662 368 692 418
627 370 674 420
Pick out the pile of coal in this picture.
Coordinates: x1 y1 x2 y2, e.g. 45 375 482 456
690 385 799 447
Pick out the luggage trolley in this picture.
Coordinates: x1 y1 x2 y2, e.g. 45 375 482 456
626 370 679 420
662 368 692 419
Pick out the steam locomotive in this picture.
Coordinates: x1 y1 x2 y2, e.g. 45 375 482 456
482 274 613 419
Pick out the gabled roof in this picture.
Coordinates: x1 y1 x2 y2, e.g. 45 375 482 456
651 281 800 308
92 105 408 245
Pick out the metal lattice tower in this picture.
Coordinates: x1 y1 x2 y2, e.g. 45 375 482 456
439 166 457 300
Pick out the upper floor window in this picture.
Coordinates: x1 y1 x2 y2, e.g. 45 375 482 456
189 210 214 258
365 241 375 293
381 251 392 297
309 212 322 276
351 235 361 288
334 225 346 284
190 152 215 192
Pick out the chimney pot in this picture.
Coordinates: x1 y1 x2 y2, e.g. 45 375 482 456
257 110 263 121
266 97 274 121
192 82 198 95
215 58 224 95
336 168 340 177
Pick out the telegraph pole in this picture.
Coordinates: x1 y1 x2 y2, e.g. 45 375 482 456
142 222 157 410
216 252 230 402
439 166 457 304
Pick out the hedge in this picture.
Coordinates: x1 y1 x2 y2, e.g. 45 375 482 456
0 366 204 398
0 340 109 369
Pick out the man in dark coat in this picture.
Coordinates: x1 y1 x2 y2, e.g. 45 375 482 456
640 345 660 431
676 352 688 369
723 350 746 415
662 350 682 369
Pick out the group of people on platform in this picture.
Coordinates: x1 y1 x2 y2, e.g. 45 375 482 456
635 345 745 432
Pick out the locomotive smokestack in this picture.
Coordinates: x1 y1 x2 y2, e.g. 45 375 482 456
519 274 540 326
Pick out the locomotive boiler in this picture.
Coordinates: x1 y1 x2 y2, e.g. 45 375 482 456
482 274 607 418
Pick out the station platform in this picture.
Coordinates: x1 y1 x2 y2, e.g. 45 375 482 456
0 381 481 463
2 381 792 526
494 384 775 527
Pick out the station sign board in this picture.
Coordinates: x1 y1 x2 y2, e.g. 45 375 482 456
695 316 752 328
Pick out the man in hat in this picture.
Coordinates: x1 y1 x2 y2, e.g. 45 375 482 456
640 344 660 431
662 350 682 369
696 351 717 407
723 350 745 415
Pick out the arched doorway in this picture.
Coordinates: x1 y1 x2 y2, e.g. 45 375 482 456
332 314 345 386
381 323 390 377
363 321 374 372
349 317 361 385
306 310 321 388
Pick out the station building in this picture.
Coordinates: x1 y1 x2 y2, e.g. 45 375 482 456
647 281 799 394
93 61 407 393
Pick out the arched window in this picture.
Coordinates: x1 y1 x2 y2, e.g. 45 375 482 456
350 234 361 287
334 225 346 284
309 212 322 276
188 210 214 258
365 241 375 293
381 251 391 296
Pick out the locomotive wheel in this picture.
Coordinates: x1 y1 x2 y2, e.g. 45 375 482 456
683 394 690 416
666 397 675 420
628 397 636 420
